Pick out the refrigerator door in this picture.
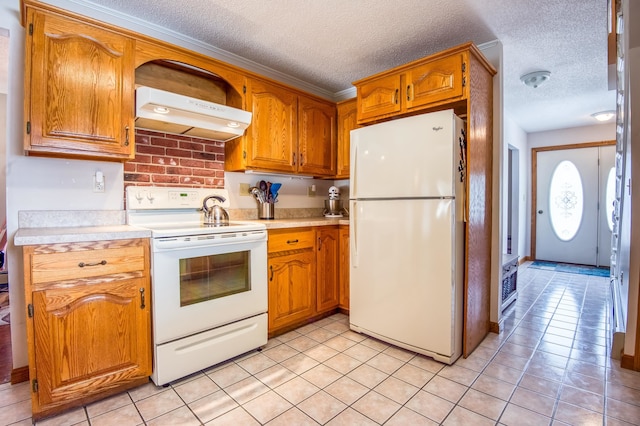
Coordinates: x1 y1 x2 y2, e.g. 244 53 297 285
349 198 463 361
350 110 459 199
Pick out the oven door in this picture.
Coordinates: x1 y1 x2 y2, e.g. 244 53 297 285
151 230 267 344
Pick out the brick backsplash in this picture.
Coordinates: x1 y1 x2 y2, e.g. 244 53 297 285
124 129 225 188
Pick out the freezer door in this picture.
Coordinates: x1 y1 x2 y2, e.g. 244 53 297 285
350 110 460 199
349 198 463 358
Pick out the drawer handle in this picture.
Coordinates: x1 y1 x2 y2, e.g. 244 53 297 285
286 239 299 245
78 260 107 268
269 265 274 282
139 287 146 309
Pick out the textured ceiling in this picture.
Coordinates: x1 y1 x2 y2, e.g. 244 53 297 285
79 0 615 133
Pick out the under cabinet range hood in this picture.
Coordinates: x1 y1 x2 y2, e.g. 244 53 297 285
135 86 252 142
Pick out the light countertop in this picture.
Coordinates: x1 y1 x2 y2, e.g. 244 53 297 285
14 216 348 246
14 225 152 246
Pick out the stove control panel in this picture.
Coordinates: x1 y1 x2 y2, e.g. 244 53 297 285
126 186 230 210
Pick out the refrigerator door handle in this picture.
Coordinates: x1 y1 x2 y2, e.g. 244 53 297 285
351 201 358 268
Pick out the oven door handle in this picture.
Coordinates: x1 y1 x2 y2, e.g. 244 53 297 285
153 230 267 250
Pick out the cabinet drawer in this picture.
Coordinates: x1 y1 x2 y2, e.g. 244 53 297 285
29 245 146 284
268 228 315 254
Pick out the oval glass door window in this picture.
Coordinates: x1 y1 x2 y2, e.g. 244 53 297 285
549 160 583 241
606 167 615 231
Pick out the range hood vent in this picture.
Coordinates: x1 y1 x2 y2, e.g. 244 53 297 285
135 86 252 142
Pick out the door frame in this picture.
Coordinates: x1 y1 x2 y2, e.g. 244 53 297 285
531 140 615 261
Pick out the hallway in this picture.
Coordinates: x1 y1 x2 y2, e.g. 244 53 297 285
0 262 639 425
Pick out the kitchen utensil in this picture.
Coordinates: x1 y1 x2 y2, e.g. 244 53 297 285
270 183 282 202
266 182 272 202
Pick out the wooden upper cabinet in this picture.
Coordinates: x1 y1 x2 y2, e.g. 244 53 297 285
354 45 471 124
405 53 464 111
357 74 402 123
298 95 336 176
24 5 135 161
336 98 358 179
226 78 337 177
244 79 298 173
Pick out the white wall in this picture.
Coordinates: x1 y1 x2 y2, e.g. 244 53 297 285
503 115 528 260
2 0 126 368
523 123 616 257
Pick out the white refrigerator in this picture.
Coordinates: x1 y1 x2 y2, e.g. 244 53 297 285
349 109 465 364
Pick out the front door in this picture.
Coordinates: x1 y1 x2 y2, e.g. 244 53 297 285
535 145 615 266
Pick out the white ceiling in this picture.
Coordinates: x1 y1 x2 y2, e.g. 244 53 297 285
79 0 615 133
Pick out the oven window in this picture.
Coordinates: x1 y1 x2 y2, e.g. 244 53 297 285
179 251 250 306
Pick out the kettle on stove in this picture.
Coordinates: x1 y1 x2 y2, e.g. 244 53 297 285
202 195 229 226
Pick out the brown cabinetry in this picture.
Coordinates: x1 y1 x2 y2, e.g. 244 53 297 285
23 2 136 161
267 228 316 334
316 226 339 313
226 78 336 177
336 98 358 178
355 48 466 124
22 238 151 420
338 225 350 311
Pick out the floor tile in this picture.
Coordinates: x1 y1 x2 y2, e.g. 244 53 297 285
86 392 133 418
262 343 300 363
188 389 238 423
254 364 296 389
303 343 339 363
554 401 604 425
241 390 292 424
266 407 316 426
365 352 405 374
471 373 516 401
274 376 319 405
518 373 561 398
423 375 467 403
146 405 201 426
207 363 251 388
606 397 640 424
347 363 389 388
224 376 270 404
324 376 369 405
499 403 551 426
326 407 379 425
559 384 603 413
297 390 347 424
135 388 184 422
458 388 507 420
173 374 220 404
207 406 260 426
323 335 358 352
510 386 556 417
405 389 454 423
392 363 435 388
442 405 496 425
300 363 342 388
385 406 438 425
351 390 400 424
373 376 419 405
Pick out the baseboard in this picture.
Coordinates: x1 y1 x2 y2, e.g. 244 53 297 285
489 321 501 334
11 366 29 384
621 354 638 371
519 256 532 265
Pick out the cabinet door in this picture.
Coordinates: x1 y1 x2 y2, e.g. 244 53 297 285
357 73 402 123
32 277 151 410
25 8 135 160
268 250 316 333
338 226 350 311
336 99 358 179
298 95 336 176
245 79 298 173
316 227 339 313
405 53 465 111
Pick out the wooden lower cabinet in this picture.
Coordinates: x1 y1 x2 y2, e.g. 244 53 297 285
267 228 317 334
338 225 350 312
23 238 151 420
316 226 339 313
267 225 349 335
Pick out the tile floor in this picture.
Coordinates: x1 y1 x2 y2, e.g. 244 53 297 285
2 262 640 425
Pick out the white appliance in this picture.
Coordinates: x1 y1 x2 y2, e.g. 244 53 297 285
349 109 465 364
126 186 267 385
135 86 252 142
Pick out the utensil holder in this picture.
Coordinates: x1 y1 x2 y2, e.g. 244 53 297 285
259 203 274 219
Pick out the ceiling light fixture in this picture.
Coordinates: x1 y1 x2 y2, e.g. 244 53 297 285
520 71 551 88
591 110 616 122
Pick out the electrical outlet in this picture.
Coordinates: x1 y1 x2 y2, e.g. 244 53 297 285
307 185 316 197
239 183 250 196
93 172 105 193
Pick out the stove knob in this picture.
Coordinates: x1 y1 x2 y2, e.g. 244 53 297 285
135 191 144 204
147 192 155 204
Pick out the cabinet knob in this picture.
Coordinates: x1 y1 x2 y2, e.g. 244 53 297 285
139 287 146 309
124 125 130 146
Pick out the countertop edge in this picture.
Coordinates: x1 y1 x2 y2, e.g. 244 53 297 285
14 218 349 245
14 225 152 246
